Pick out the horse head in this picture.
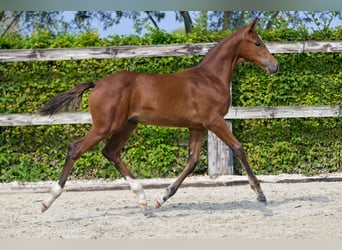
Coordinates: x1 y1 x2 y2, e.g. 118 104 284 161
238 19 279 74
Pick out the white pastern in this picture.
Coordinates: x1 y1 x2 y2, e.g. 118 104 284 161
41 182 63 212
125 176 147 208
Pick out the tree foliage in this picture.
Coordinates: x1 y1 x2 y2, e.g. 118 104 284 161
1 11 341 36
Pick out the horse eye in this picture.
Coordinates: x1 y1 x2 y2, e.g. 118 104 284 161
255 41 261 47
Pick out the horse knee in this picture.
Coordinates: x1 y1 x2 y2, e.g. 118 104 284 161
232 143 246 159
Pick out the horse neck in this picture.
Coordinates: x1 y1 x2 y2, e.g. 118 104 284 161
197 32 242 83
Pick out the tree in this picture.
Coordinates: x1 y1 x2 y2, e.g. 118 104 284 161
223 11 233 30
73 11 166 33
207 11 341 31
0 11 63 35
1 11 340 37
177 11 193 34
0 11 167 36
0 11 22 35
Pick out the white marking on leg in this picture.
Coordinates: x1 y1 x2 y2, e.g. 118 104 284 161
41 182 63 212
125 176 147 209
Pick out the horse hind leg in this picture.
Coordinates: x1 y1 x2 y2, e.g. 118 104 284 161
41 127 109 212
102 121 148 212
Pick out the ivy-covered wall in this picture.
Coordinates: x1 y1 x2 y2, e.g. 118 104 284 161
0 26 341 181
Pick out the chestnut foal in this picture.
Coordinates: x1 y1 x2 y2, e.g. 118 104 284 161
40 19 278 213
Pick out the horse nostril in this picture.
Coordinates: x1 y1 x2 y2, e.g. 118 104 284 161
271 63 279 74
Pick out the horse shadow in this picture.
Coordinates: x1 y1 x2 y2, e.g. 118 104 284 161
51 194 331 222
154 194 331 218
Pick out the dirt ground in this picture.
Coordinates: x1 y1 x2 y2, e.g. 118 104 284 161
0 175 341 239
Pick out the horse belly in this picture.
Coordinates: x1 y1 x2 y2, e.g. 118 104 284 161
130 106 203 128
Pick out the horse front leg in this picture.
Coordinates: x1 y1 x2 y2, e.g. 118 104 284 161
205 117 266 203
155 129 205 208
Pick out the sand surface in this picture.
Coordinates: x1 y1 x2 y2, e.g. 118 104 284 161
1 175 341 239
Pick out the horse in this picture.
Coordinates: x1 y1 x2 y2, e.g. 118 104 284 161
40 19 278 213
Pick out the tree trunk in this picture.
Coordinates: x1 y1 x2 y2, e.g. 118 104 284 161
223 11 233 30
180 11 193 34
145 11 160 29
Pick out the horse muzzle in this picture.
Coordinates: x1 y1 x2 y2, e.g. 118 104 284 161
265 62 279 74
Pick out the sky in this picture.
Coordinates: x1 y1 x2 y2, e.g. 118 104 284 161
101 12 183 37
64 11 184 37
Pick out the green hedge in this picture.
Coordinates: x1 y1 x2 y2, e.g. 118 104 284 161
0 27 341 182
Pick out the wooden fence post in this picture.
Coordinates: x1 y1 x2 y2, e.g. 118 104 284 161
208 82 234 177
208 121 234 177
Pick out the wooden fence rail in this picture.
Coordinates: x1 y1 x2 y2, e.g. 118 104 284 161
1 40 341 176
0 41 341 62
0 105 341 127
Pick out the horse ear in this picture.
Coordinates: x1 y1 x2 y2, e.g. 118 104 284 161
246 19 259 31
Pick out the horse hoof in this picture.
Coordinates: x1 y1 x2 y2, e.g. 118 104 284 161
257 193 267 203
154 199 162 209
41 202 48 213
139 203 148 211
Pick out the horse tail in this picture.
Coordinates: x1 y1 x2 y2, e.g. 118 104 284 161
39 81 95 116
